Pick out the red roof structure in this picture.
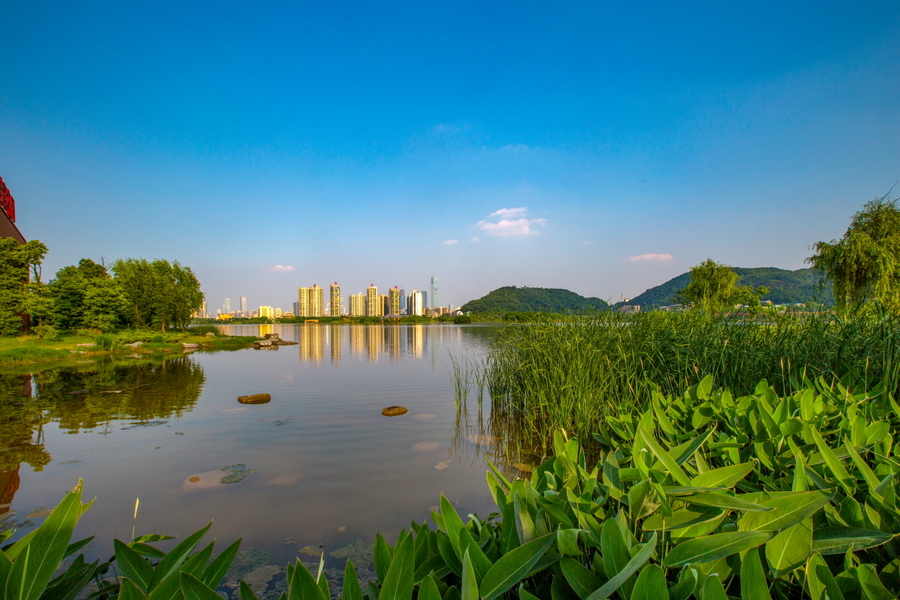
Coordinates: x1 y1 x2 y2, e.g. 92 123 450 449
0 177 26 243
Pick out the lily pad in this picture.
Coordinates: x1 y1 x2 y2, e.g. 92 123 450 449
184 464 254 490
434 460 452 470
466 434 499 446
410 441 441 452
381 406 408 417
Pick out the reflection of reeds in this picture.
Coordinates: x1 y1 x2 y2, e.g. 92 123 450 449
457 309 900 458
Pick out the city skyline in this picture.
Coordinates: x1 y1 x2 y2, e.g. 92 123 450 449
3 3 898 308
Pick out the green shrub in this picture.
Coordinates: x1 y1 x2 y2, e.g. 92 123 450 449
151 334 165 343
190 324 221 337
94 334 115 349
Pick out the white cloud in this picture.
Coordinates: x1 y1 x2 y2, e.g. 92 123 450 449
443 240 459 246
490 207 527 218
625 253 673 263
478 207 546 236
266 265 296 272
470 237 480 242
583 241 594 245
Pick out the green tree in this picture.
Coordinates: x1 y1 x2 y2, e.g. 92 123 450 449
676 259 743 313
81 278 130 331
807 193 900 313
47 259 112 331
0 238 48 335
113 258 203 330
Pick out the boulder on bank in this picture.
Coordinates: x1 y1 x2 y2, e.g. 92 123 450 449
182 343 200 351
238 393 271 404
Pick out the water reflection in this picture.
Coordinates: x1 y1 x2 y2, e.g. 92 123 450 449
0 357 205 471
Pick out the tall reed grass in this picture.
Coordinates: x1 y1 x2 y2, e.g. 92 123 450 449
479 309 900 448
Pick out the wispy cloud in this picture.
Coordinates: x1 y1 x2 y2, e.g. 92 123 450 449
625 253 673 263
470 237 480 242
490 207 527 218
443 240 459 246
478 207 546 236
266 265 295 272
583 241 594 245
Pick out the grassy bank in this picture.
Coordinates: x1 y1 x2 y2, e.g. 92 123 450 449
477 309 900 447
0 328 258 367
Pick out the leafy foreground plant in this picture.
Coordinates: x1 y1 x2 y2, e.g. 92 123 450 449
9 376 900 599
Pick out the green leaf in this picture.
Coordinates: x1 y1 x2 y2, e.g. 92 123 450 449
287 559 328 600
805 553 844 600
147 523 212 592
855 564 893 600
738 490 833 532
130 543 166 559
458 526 493 581
342 561 363 600
561 557 602 599
480 533 555 600
638 427 692 487
700 575 728 600
180 572 224 600
682 493 771 512
461 550 478 600
765 518 812 578
119 578 150 600
557 530 581 557
740 547 771 600
810 428 856 495
239 581 261 600
690 463 755 489
629 565 668 600
642 510 720 532
6 481 84 600
381 533 415 600
663 531 774 568
585 532 657 600
201 538 241 589
440 495 467 554
114 539 154 592
811 526 894 555
132 534 176 544
666 567 698 600
374 534 393 582
419 575 443 600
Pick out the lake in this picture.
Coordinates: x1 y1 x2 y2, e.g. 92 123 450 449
0 324 513 596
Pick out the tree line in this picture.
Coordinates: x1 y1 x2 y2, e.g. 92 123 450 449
0 239 203 336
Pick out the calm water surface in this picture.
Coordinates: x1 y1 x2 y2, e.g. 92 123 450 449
0 324 507 569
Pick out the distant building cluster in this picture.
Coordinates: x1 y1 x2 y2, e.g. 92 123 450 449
203 275 458 320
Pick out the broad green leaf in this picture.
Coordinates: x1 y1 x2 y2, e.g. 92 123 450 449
601 519 630 583
740 547 771 600
147 523 212 592
643 510 720 532
557 529 581 557
585 532 657 600
201 538 241 589
130 543 166 559
114 539 154 592
843 440 881 493
239 581 261 600
461 550 478 600
520 584 542 600
805 553 844 600
480 533 555 600
381 532 415 600
629 565 668 600
765 518 811 577
682 493 771 512
342 561 363 600
638 427 692 487
811 527 894 555
458 526 492 581
855 564 893 600
287 559 327 600
700 575 728 600
514 491 536 544
561 556 602 599
119 578 150 600
5 481 84 600
810 428 856 495
374 534 393 582
440 495 467 553
419 575 443 600
180 572 224 600
691 462 755 489
738 490 833 532
132 534 176 544
663 531 774 567
666 567 698 600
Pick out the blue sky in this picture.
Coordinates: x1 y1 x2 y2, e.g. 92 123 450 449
2 1 898 310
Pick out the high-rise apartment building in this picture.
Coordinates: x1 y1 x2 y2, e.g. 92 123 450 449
399 288 406 313
380 294 390 316
240 296 247 314
293 301 300 317
349 293 366 317
407 290 424 316
297 285 325 317
431 276 439 309
224 298 231 314
200 302 207 319
366 285 380 316
388 286 400 316
258 306 274 318
330 283 341 316
421 291 427 309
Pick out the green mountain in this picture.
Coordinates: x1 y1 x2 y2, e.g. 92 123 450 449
461 286 609 314
622 267 834 308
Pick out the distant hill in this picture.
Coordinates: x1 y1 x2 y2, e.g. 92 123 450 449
622 267 834 308
461 286 609 314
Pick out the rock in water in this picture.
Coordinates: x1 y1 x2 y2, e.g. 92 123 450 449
381 406 408 417
238 394 271 404
183 464 254 490
410 441 441 452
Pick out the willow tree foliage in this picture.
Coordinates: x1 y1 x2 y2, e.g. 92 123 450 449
807 194 900 314
676 259 767 313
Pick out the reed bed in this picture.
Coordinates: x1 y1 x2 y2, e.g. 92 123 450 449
479 309 900 448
